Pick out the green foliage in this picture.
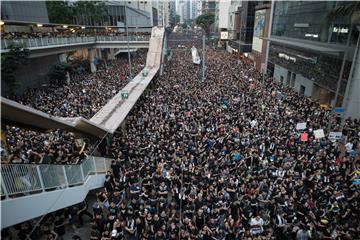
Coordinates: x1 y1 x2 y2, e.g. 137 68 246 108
196 13 215 36
48 62 73 86
46 0 108 25
1 45 30 94
182 23 188 29
176 15 181 24
46 1 73 24
72 1 108 25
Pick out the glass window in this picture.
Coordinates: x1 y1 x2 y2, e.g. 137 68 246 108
271 1 355 45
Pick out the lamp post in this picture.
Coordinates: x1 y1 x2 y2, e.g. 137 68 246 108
125 2 133 80
327 23 353 133
202 34 206 81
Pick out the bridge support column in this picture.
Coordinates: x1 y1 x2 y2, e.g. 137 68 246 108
89 49 97 73
58 53 70 84
108 48 116 60
96 49 103 59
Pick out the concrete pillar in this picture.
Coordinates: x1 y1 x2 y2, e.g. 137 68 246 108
344 43 360 119
108 48 116 60
96 49 103 59
58 53 70 84
89 48 97 73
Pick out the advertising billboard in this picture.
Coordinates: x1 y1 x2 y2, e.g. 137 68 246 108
252 9 265 53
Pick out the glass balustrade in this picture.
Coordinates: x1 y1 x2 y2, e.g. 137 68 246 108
0 156 112 199
1 35 150 50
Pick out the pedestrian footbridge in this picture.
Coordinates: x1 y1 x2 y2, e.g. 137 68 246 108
1 35 150 58
1 27 165 138
0 27 165 229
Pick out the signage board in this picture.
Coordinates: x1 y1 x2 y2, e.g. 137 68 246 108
220 31 228 40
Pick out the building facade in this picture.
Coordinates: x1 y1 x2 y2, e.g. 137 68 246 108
1 1 49 23
266 1 359 111
227 1 257 53
169 0 176 26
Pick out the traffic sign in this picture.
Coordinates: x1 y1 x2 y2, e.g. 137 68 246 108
335 107 345 113
121 90 129 100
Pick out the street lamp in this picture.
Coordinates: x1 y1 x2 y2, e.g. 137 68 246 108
125 2 133 80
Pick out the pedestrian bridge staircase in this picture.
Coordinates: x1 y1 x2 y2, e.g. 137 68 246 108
0 157 112 229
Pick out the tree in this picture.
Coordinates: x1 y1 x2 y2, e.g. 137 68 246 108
196 13 215 36
48 63 73 86
46 1 73 24
176 15 181 24
1 45 30 95
182 23 188 29
72 1 108 26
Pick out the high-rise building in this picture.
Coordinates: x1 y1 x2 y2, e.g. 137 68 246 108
163 0 170 27
215 0 231 33
169 0 177 25
197 0 203 16
190 0 198 20
201 0 216 14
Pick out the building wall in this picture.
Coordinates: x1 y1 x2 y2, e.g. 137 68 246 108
126 7 152 27
294 74 314 97
274 64 313 97
218 0 231 29
1 1 49 23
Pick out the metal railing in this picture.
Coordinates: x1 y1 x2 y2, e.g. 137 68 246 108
0 156 112 199
0 35 150 50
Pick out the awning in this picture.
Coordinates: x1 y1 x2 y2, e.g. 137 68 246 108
263 36 345 55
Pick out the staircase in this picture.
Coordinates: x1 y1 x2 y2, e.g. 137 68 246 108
0 157 112 229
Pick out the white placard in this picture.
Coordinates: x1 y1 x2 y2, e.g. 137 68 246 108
314 129 325 139
296 122 307 130
328 132 343 142
221 31 228 40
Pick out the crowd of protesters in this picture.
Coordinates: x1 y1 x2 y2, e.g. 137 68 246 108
83 33 359 240
1 32 360 240
1 50 146 164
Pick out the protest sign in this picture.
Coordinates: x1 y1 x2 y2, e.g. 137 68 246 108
296 122 307 130
328 132 343 142
300 133 308 142
314 129 325 139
